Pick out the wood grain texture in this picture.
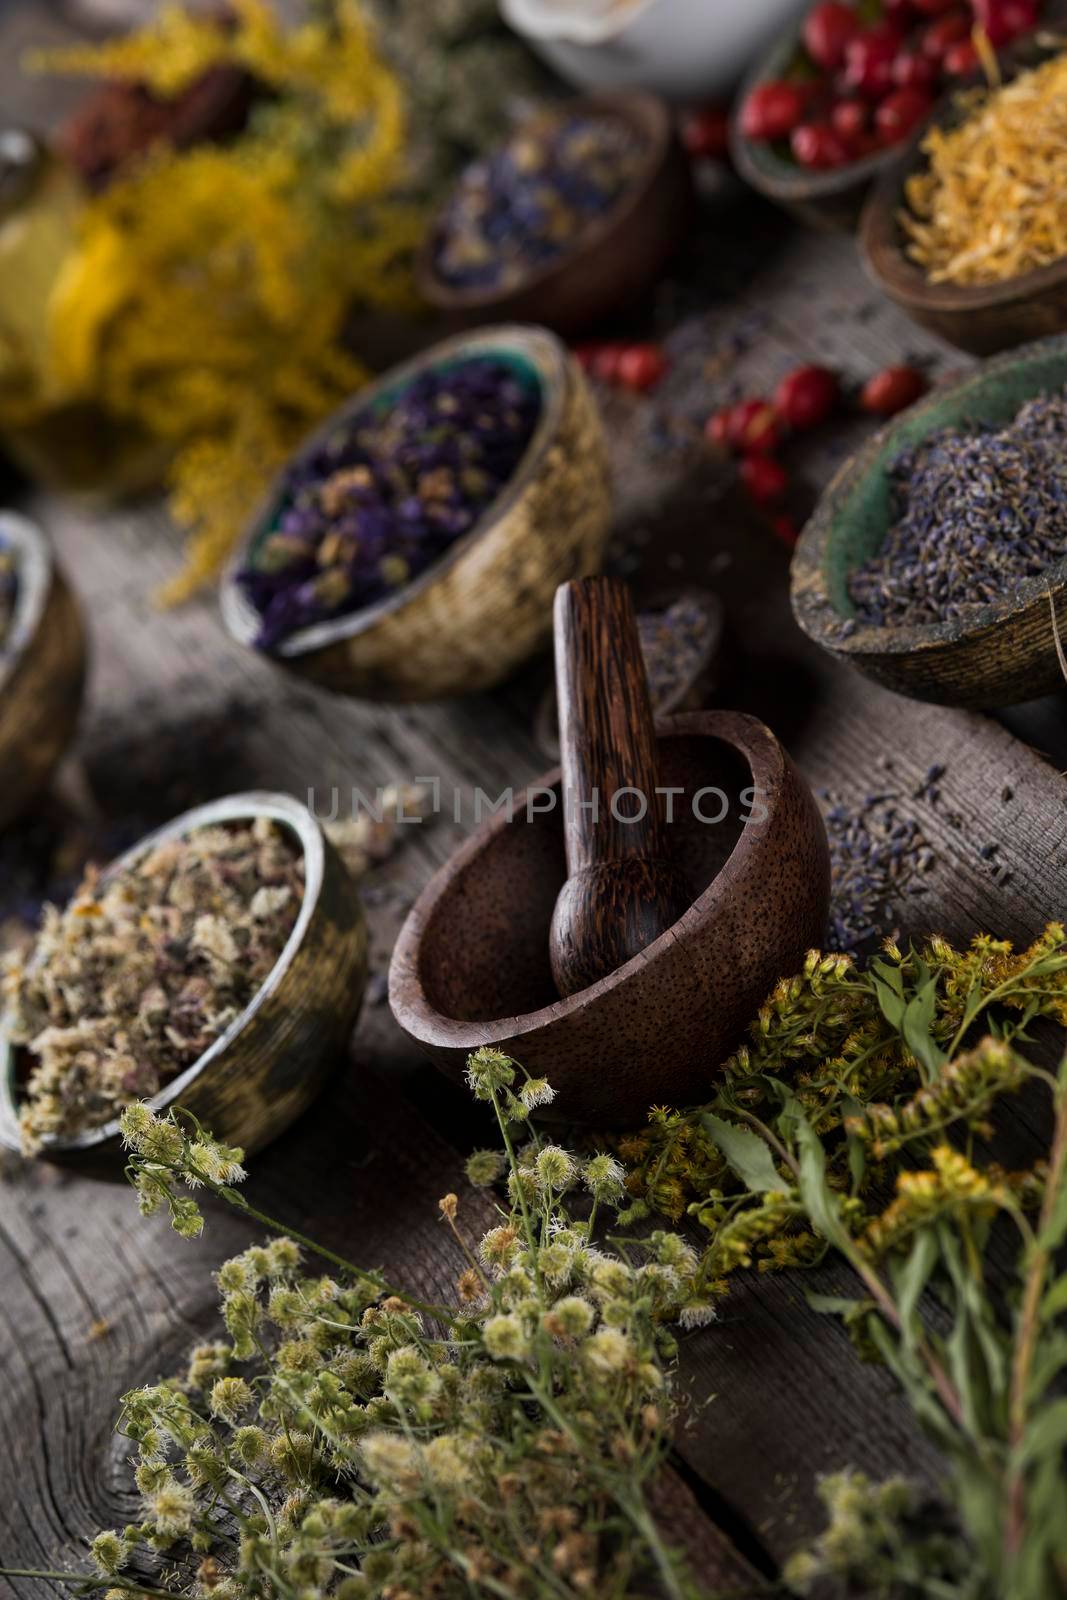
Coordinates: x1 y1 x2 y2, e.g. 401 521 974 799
0 520 86 830
390 710 831 1125
220 326 613 703
0 794 368 1166
550 576 692 996
791 335 1067 708
415 92 694 339
6 19 1067 1581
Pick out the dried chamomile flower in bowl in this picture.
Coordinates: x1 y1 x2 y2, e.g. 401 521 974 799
0 791 368 1168
0 511 87 830
220 324 612 701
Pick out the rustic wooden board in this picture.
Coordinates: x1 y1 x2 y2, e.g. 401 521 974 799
4 4 1067 1590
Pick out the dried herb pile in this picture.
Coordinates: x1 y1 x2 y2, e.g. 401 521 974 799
0 531 17 649
237 358 541 649
4 819 304 1151
903 53 1067 286
848 390 1067 628
435 112 647 291
617 923 1067 1598
75 1054 702 1600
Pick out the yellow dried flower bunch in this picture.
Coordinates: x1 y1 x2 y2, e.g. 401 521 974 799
902 53 1067 286
14 0 420 600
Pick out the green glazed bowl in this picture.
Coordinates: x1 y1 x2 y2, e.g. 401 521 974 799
791 335 1067 709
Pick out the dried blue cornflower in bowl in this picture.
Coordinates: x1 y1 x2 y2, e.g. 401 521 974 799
792 334 1067 708
0 510 86 830
416 93 692 337
0 791 368 1168
222 324 612 700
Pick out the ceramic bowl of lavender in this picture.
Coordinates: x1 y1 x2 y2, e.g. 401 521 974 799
791 336 1067 709
0 511 87 831
535 586 726 759
0 792 368 1170
221 325 612 702
414 93 692 338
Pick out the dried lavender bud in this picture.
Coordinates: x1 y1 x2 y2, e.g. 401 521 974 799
4 818 305 1151
849 389 1067 629
821 788 935 955
637 596 715 709
238 357 540 649
0 531 18 649
435 111 647 292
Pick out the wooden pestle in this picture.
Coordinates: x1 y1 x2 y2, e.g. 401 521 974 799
549 576 693 998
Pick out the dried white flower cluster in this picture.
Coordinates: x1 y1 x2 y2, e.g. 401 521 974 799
4 818 304 1151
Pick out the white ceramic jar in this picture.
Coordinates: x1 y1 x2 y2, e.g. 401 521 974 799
501 0 810 103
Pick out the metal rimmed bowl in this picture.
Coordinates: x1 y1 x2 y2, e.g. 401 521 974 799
0 791 368 1168
791 335 1067 708
415 93 693 337
221 325 612 702
0 511 87 830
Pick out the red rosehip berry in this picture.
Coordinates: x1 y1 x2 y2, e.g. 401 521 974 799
680 104 731 160
740 455 789 505
891 49 937 88
775 364 840 431
842 24 902 96
920 9 971 56
860 364 929 416
830 97 870 142
875 85 933 143
973 0 1037 41
739 80 810 141
803 1 861 71
912 0 958 12
943 37 980 72
616 343 669 393
791 120 851 168
731 397 781 453
771 513 801 548
591 343 627 384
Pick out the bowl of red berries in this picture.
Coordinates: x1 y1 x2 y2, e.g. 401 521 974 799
730 0 1047 231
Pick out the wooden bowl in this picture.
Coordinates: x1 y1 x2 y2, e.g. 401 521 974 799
0 791 369 1167
791 335 1067 708
0 511 87 831
860 64 1067 356
389 710 829 1127
414 93 693 337
221 326 612 702
535 585 726 759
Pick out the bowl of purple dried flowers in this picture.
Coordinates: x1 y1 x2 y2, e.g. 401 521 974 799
0 511 86 830
792 335 1067 708
221 325 612 701
0 791 368 1167
415 94 692 337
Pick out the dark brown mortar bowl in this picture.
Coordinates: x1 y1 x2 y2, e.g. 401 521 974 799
0 792 368 1170
415 92 694 338
859 24 1067 356
791 335 1067 709
0 511 87 831
389 711 830 1127
220 325 612 701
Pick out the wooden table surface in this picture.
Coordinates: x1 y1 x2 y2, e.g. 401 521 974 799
4 4 1067 1589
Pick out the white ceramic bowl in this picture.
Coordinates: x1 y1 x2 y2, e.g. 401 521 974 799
501 0 811 103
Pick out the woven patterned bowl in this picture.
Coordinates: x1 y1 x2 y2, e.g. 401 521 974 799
221 325 612 702
0 791 368 1168
0 511 87 830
